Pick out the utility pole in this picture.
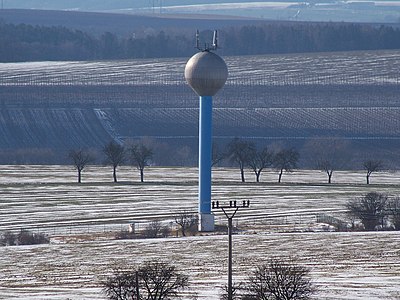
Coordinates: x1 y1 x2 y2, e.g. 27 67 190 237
150 0 155 14
212 200 250 300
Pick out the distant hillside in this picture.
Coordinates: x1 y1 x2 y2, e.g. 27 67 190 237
1 50 400 166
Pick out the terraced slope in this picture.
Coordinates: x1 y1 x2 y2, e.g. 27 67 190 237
0 50 400 162
0 108 109 148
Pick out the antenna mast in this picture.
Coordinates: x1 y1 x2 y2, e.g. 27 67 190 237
196 30 200 50
212 30 218 50
195 30 220 52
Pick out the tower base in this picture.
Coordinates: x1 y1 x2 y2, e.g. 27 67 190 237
198 213 215 232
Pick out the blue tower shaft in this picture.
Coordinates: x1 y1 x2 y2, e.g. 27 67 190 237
198 95 212 214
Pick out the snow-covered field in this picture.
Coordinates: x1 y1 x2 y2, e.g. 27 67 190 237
1 50 399 86
1 165 400 299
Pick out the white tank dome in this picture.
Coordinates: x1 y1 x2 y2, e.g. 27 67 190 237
184 51 228 96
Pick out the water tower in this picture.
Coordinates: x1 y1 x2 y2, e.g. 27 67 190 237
184 31 228 231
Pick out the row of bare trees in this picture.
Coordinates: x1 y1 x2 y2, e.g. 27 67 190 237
220 138 299 183
68 138 386 185
68 138 300 184
103 141 153 183
103 259 315 300
68 141 153 183
224 138 385 185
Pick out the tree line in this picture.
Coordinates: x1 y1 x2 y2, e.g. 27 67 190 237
69 141 153 183
222 138 386 185
2 20 400 62
69 138 387 185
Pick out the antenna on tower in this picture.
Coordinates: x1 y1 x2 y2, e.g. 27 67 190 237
195 30 220 52
196 30 201 50
212 30 218 50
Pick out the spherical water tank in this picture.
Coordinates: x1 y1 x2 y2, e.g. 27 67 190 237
184 51 228 96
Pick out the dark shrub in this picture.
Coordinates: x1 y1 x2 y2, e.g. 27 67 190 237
0 231 16 246
16 230 49 245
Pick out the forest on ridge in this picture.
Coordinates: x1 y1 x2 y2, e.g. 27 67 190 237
1 21 400 62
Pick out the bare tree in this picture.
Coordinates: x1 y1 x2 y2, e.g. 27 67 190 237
68 149 94 183
273 148 299 183
227 138 255 182
130 143 153 182
174 211 198 237
243 258 315 300
103 261 188 300
248 146 274 182
103 141 125 183
220 282 243 300
346 192 388 230
103 271 137 300
139 261 189 299
363 160 383 184
143 220 166 238
303 138 350 184
317 159 334 184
